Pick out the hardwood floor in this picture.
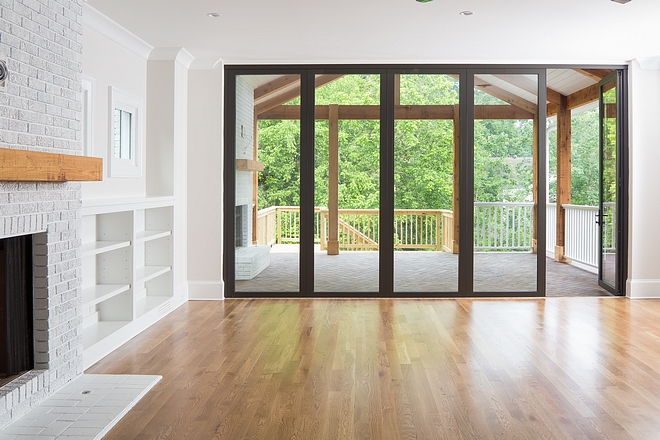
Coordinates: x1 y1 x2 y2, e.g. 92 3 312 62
88 298 660 439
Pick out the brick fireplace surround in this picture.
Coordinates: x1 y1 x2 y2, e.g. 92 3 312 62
0 0 86 428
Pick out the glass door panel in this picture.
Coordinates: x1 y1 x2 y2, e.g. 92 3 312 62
599 75 618 292
473 73 539 292
394 74 460 292
314 74 380 292
235 74 301 292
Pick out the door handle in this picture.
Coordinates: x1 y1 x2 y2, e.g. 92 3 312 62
595 212 608 225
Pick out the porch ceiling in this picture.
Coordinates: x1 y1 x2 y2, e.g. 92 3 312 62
242 69 602 112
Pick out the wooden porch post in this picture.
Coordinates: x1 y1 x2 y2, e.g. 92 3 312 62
531 115 539 254
555 95 571 262
452 104 460 254
327 104 340 255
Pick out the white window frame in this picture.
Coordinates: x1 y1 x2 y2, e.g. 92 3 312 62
109 86 143 178
81 75 95 157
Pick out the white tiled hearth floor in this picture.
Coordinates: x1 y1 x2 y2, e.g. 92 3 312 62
0 374 160 439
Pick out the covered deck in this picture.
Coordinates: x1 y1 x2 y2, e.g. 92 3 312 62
236 245 608 296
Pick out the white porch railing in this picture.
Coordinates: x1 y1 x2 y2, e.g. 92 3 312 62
563 203 616 268
563 204 598 267
256 202 613 259
473 202 533 251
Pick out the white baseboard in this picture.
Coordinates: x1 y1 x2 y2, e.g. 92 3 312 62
627 279 660 298
188 281 225 300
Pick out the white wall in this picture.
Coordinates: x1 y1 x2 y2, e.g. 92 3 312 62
626 58 660 298
187 61 224 300
81 23 148 200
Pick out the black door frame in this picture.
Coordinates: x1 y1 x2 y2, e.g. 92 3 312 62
223 64 627 299
597 70 628 296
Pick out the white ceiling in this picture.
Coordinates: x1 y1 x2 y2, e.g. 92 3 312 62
85 0 659 65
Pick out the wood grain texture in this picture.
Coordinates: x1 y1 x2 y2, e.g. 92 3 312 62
88 298 660 439
236 159 264 172
259 105 533 121
0 148 102 181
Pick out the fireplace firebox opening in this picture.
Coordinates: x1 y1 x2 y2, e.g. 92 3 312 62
0 234 34 387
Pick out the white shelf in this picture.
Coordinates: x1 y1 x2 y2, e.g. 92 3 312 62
135 230 171 243
82 321 130 349
82 202 175 369
82 284 130 309
135 296 170 318
135 265 171 283
82 240 131 257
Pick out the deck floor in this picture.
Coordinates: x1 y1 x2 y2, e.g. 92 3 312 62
236 246 611 296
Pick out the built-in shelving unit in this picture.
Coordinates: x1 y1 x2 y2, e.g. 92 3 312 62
81 198 176 368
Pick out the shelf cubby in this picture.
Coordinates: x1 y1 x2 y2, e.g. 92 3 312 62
81 199 176 368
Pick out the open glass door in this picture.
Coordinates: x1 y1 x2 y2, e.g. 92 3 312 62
598 72 623 294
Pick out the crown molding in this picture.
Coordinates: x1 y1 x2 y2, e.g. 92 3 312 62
149 48 196 69
189 58 224 71
83 4 153 59
634 57 660 70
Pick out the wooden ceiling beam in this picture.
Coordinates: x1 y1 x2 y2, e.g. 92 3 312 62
490 74 562 105
573 68 612 82
566 84 599 110
254 75 300 101
446 73 538 115
259 104 533 121
475 83 538 115
254 74 344 115
545 88 563 106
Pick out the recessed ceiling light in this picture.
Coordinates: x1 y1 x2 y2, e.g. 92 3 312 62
416 0 433 3
459 10 474 15
207 12 221 18
611 0 631 3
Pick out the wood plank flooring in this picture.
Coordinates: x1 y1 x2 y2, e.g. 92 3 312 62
88 298 660 439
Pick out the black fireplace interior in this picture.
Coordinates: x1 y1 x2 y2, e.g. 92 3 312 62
235 205 247 248
0 234 34 386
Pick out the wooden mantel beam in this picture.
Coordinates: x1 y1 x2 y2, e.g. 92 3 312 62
0 148 102 182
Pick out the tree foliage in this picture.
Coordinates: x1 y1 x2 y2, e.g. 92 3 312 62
256 75 601 210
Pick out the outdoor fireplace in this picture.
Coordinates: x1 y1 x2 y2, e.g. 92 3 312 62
235 204 249 248
0 234 34 387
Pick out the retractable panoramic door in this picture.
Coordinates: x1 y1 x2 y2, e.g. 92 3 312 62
469 70 546 296
598 71 624 294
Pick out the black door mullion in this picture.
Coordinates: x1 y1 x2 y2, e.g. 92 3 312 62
537 69 547 297
380 71 395 296
617 69 629 296
223 71 237 296
300 71 316 295
460 71 474 296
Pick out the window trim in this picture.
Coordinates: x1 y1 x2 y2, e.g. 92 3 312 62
108 86 143 178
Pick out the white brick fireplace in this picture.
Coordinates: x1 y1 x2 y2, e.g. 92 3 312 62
234 76 269 280
0 0 86 428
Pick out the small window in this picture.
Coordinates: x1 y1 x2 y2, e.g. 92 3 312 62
114 108 133 159
109 86 142 178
